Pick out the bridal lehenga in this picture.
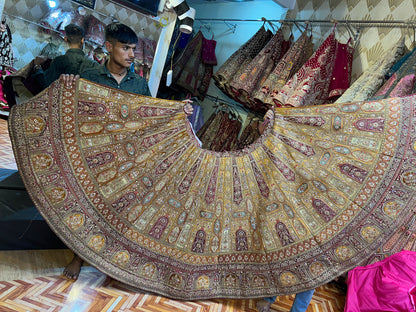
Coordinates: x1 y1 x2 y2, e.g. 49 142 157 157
9 78 416 300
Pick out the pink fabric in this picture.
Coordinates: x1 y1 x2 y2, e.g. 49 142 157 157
374 73 397 96
390 74 416 97
345 250 416 312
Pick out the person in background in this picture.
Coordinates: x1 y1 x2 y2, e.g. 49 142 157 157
32 23 99 89
61 22 193 280
256 290 315 312
256 109 315 312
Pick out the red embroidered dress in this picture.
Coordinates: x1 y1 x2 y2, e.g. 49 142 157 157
275 31 338 107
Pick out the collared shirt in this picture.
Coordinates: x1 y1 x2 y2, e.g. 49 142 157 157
34 48 99 88
81 62 151 96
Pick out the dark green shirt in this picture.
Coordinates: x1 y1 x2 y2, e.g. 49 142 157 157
35 48 99 88
81 62 151 96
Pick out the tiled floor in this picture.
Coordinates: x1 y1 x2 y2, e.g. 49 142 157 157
0 117 17 170
0 117 346 311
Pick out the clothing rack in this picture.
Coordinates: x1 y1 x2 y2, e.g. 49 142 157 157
204 94 255 115
195 18 416 28
195 18 416 36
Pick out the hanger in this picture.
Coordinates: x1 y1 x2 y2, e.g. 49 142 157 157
199 23 214 39
262 17 277 33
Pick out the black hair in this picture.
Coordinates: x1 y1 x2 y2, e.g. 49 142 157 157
64 24 84 44
105 22 138 45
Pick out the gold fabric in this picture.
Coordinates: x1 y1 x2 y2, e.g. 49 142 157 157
9 78 416 299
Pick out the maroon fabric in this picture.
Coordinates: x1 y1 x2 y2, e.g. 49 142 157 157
327 38 354 101
202 37 217 65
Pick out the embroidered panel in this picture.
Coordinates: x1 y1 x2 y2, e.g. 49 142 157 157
9 78 416 299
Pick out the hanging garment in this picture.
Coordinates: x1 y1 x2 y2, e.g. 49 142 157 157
336 38 407 103
3 57 52 108
0 21 14 70
201 36 217 66
84 15 106 48
143 38 157 68
209 113 242 152
9 78 416 300
197 109 228 150
228 29 284 109
252 30 313 108
213 26 273 94
134 38 145 65
279 33 293 60
327 38 354 102
370 46 416 100
274 30 338 107
40 8 66 30
345 250 416 312
236 117 262 150
171 31 216 100
385 46 415 80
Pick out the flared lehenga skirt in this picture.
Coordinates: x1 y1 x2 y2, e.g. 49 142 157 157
8 78 416 300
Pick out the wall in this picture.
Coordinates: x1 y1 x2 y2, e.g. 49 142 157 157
286 0 416 81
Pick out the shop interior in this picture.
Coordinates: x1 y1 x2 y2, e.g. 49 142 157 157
1 0 416 310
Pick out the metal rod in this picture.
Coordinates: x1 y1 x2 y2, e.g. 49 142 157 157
195 18 416 28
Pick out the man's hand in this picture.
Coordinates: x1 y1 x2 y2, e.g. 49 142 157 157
183 103 194 116
182 99 194 116
60 74 80 87
259 109 274 135
264 109 274 121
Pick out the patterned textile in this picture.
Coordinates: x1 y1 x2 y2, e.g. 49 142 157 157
213 26 273 95
196 109 241 152
279 33 293 60
143 38 157 68
40 8 67 30
236 117 262 150
327 38 354 101
385 47 415 80
252 30 313 108
171 31 214 100
228 29 284 110
274 31 338 107
0 22 14 70
9 78 416 300
336 38 407 103
84 15 106 48
371 46 416 100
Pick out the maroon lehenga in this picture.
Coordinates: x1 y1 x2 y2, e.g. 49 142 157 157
327 38 354 102
8 78 416 300
213 26 273 96
228 29 285 111
171 31 216 100
274 30 340 107
252 30 313 108
196 108 242 152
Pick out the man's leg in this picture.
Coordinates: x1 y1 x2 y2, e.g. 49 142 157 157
290 289 315 312
256 296 276 312
63 253 84 280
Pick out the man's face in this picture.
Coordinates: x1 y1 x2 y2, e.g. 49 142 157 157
106 40 136 69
